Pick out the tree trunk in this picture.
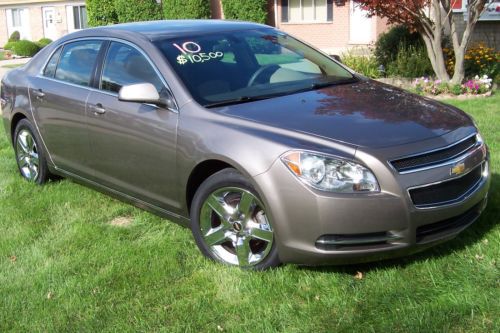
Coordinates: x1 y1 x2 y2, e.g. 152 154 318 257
421 33 450 81
451 45 466 84
442 0 487 84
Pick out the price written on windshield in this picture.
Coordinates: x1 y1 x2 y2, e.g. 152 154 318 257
174 41 224 65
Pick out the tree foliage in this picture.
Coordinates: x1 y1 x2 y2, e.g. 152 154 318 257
221 0 268 23
162 0 211 19
114 0 162 23
355 0 488 83
86 0 118 26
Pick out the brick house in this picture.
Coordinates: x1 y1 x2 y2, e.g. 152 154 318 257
1 0 496 53
270 0 389 55
211 0 390 55
1 0 388 53
0 0 87 45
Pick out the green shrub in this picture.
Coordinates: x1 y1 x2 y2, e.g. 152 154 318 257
36 38 52 48
341 50 381 79
375 25 423 69
86 0 118 26
3 41 17 50
8 31 20 42
222 0 268 23
386 45 433 78
11 40 41 57
450 83 462 95
162 0 211 19
114 0 162 23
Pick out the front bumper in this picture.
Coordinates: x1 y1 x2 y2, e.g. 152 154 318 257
252 142 490 265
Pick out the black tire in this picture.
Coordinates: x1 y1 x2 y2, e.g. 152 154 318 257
190 168 280 270
13 118 51 184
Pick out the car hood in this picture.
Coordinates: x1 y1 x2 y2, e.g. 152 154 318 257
218 80 473 148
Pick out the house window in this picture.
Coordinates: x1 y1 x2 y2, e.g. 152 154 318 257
72 5 88 29
11 8 22 27
282 0 333 22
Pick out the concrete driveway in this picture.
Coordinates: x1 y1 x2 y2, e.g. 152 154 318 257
0 58 30 81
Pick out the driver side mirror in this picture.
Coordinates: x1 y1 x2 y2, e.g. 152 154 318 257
119 83 175 109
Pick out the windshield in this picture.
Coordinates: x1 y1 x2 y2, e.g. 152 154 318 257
154 28 355 107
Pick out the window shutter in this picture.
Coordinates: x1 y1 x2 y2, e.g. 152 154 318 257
327 0 333 22
451 0 463 10
282 0 289 22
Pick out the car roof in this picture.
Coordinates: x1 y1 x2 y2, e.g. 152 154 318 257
86 20 270 41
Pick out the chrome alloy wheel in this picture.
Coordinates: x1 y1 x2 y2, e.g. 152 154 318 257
16 129 40 181
199 187 274 267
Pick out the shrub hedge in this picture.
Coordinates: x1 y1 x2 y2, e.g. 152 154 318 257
11 40 41 57
387 45 433 78
8 31 20 42
3 41 16 50
341 50 381 79
374 25 423 69
221 0 268 23
162 0 211 19
114 0 162 23
86 0 118 26
36 38 53 48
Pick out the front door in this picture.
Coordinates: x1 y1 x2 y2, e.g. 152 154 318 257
349 1 373 44
42 7 57 40
86 41 180 211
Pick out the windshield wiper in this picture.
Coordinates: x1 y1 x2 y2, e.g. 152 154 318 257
311 77 358 90
204 95 277 108
204 77 359 108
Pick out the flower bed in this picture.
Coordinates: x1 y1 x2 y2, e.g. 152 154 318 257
413 75 494 98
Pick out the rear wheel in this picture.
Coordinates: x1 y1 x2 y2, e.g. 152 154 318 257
13 119 50 184
190 168 280 269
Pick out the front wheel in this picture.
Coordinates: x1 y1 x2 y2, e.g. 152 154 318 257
190 168 280 270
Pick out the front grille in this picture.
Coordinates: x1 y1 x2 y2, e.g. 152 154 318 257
391 135 477 172
409 165 482 207
416 202 481 243
315 232 402 251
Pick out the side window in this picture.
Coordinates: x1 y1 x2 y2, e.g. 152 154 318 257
54 40 102 87
101 42 165 95
43 47 62 78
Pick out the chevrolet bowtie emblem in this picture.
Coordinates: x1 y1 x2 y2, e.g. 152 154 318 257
451 162 466 176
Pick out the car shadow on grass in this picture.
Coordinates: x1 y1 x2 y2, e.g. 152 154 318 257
299 172 499 275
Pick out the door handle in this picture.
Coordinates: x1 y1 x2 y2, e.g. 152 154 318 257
32 89 45 99
90 103 106 115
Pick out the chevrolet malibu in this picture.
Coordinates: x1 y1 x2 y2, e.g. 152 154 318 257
0 21 490 269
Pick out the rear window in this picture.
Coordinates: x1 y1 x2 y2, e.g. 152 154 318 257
43 46 62 78
154 28 353 106
54 40 102 87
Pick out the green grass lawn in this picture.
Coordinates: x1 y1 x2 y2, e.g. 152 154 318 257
0 95 499 332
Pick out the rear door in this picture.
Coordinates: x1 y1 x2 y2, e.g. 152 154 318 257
86 41 180 211
29 40 104 176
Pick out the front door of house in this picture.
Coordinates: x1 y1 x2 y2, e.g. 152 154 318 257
349 1 373 44
42 7 57 40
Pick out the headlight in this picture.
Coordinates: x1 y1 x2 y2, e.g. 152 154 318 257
476 132 484 145
281 151 380 193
